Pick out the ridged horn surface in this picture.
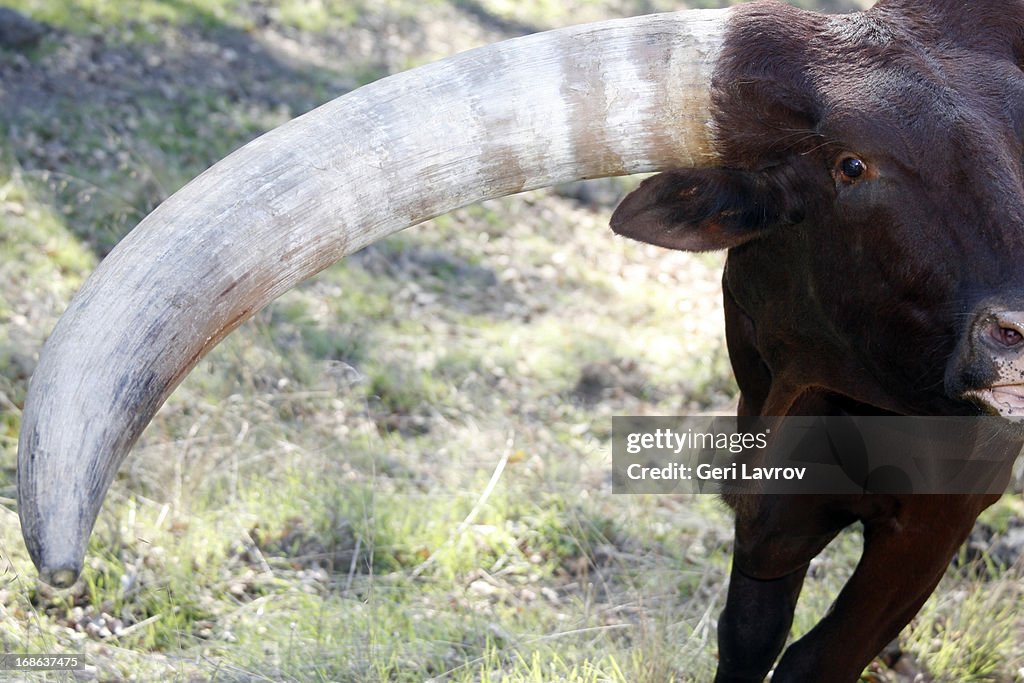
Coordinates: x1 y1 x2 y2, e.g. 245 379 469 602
18 8 728 587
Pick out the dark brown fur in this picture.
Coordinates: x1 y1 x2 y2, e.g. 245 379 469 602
611 1 1024 680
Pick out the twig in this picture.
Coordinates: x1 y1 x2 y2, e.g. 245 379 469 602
344 535 362 596
410 433 514 580
526 623 633 644
115 613 162 639
241 529 274 576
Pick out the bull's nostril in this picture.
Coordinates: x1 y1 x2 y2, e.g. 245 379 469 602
991 323 1024 348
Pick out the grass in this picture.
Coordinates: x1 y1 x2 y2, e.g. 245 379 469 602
0 0 1021 681
3 0 243 34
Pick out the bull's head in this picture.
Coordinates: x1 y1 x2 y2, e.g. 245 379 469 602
612 0 1024 420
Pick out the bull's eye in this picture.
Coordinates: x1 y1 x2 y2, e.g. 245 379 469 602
839 156 866 179
993 325 1024 347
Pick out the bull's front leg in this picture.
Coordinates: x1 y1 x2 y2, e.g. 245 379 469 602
768 494 997 682
714 562 807 682
714 494 852 683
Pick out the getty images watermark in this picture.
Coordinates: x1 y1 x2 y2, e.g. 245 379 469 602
612 416 1022 495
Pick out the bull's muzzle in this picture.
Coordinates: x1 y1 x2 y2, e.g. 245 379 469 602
957 308 1024 417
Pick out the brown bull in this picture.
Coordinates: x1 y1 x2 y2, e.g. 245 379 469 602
17 1 1024 680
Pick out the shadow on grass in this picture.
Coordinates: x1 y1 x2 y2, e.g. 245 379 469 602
0 3 355 255
2 0 533 256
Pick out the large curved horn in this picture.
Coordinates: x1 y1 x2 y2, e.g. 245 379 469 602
18 9 728 587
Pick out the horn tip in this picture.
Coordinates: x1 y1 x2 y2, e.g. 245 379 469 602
39 566 81 590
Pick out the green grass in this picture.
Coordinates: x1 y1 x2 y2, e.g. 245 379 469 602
4 0 246 40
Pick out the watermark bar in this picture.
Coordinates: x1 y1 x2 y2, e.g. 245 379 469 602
612 416 1023 495
0 654 85 671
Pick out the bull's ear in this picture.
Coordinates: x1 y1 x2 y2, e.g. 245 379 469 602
610 166 806 252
